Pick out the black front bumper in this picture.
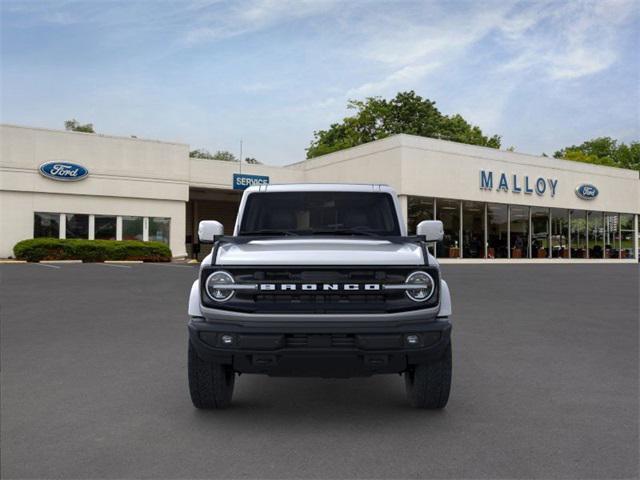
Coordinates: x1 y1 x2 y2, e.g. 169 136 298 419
188 317 451 378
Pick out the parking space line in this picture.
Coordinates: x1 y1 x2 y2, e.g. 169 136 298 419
148 263 196 268
35 263 61 269
96 263 132 269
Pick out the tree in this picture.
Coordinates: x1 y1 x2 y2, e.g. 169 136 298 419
212 150 237 162
64 119 94 133
306 91 501 158
189 149 215 159
554 137 640 172
189 149 238 162
245 157 261 164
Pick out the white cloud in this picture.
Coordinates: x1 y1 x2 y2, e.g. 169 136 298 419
499 0 637 79
347 63 440 97
183 0 341 44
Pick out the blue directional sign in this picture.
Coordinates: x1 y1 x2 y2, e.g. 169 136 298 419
233 173 269 190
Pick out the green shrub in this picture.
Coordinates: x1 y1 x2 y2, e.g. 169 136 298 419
13 238 172 262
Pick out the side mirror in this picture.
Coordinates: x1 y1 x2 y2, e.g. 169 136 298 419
417 220 444 242
198 221 224 243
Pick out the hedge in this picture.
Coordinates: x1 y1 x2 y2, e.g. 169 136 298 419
13 238 172 262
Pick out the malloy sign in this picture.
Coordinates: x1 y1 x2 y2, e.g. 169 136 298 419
480 170 558 197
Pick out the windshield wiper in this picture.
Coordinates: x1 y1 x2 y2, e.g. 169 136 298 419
240 229 299 236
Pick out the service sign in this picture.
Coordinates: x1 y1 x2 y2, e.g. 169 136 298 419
39 161 89 182
233 173 269 190
575 184 598 200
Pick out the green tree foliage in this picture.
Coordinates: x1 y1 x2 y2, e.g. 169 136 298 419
212 150 237 162
190 149 215 159
554 137 640 172
306 91 501 158
64 119 95 133
190 149 238 162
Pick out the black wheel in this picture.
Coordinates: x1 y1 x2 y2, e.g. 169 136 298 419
188 340 235 409
404 343 452 409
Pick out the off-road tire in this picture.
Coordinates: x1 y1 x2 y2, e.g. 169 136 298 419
188 340 235 409
404 343 452 409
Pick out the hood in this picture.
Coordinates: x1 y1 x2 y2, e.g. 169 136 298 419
214 238 425 266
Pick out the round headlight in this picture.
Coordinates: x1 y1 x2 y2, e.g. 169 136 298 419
205 271 235 302
405 271 435 302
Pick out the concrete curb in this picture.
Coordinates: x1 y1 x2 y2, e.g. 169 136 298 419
0 259 27 264
40 260 83 264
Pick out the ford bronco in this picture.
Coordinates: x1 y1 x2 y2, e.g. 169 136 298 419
187 184 452 408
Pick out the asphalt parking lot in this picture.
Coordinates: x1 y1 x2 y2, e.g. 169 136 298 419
1 263 638 479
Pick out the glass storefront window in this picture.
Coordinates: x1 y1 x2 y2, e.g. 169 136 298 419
510 206 529 259
436 199 460 258
65 214 89 239
122 216 143 241
603 213 619 259
34 212 60 238
95 215 117 240
149 217 170 244
551 209 569 258
462 201 484 258
620 214 636 259
487 203 508 259
407 196 434 234
531 207 550 259
570 210 587 258
588 211 604 258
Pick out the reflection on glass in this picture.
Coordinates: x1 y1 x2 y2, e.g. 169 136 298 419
510 205 529 258
407 196 434 234
436 198 460 258
149 217 170 244
462 201 484 258
620 214 635 259
531 207 550 259
551 209 569 258
487 203 508 259
588 211 604 258
603 213 619 258
122 216 143 241
66 214 89 239
34 212 59 238
571 210 587 258
95 215 117 240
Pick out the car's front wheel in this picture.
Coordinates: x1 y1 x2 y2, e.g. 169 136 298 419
188 340 235 409
404 343 452 409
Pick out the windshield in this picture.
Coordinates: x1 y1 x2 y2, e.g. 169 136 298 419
238 191 401 236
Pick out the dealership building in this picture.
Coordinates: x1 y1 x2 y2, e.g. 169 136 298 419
1 124 638 262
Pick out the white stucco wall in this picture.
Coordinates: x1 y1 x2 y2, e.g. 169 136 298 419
293 134 639 215
396 134 639 214
292 136 404 190
189 157 304 189
1 125 638 259
0 124 189 257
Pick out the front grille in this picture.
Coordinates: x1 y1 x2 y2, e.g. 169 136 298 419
254 293 390 303
201 266 439 313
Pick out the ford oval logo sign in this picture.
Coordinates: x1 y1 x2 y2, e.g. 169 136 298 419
39 161 89 182
575 184 598 200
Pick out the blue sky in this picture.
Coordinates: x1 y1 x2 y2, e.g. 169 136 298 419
2 0 639 165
